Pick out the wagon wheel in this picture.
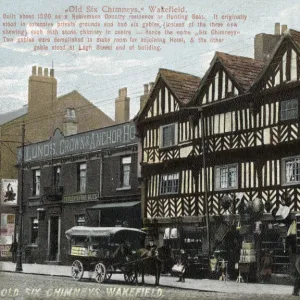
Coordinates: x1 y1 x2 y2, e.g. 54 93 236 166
71 260 84 281
124 272 136 284
95 263 107 283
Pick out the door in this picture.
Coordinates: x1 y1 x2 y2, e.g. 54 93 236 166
49 216 59 261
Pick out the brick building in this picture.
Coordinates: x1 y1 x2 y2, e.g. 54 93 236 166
0 65 115 260
19 120 140 264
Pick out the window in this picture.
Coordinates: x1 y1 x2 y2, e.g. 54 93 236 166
281 99 298 121
160 123 177 148
121 156 131 187
282 156 300 184
65 108 76 118
30 218 38 244
75 215 85 226
215 164 237 190
32 169 41 196
160 173 179 195
77 163 86 193
54 166 61 187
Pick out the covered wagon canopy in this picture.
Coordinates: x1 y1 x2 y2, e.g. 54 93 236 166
65 226 146 240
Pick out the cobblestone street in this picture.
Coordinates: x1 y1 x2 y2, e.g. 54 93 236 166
0 272 297 300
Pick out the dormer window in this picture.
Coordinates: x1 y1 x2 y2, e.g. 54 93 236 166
65 108 76 118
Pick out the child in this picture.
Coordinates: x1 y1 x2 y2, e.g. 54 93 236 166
177 249 188 282
260 249 273 283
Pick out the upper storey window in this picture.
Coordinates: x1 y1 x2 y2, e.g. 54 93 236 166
280 99 298 121
215 164 238 191
160 123 178 148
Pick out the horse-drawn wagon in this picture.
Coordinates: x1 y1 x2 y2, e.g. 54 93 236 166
65 226 146 284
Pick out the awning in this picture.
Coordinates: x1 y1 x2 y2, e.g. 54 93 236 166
65 226 146 239
87 201 140 210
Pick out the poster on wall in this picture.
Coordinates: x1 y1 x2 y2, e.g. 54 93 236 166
0 214 15 236
1 179 18 206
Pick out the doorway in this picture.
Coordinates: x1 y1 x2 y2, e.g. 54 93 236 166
48 216 60 261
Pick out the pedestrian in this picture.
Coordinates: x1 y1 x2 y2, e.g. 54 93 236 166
10 240 18 263
260 249 273 283
174 249 187 282
293 256 300 296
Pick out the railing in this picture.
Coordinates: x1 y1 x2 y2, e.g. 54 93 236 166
43 186 64 201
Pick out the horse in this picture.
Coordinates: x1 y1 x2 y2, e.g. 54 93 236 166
135 245 171 286
111 241 133 270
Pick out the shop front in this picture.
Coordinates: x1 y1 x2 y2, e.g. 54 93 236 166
86 201 142 229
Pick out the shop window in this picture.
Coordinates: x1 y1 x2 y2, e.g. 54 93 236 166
215 164 238 190
77 163 86 193
280 99 298 121
282 156 300 184
160 173 179 195
160 123 178 148
121 156 131 187
75 215 85 226
32 169 41 196
30 218 38 244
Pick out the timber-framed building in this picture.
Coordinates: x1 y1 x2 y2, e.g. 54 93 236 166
135 24 300 277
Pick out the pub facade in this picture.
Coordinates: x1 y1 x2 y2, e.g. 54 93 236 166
18 121 140 264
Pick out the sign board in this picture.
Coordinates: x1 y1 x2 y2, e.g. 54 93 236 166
62 193 98 203
18 122 137 163
1 179 18 206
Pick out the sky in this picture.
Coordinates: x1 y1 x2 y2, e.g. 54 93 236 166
0 0 300 121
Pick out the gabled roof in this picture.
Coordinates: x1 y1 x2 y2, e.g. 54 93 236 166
216 52 265 91
289 29 300 47
0 105 27 125
134 68 201 122
159 68 201 105
58 90 114 123
251 30 300 90
191 51 265 104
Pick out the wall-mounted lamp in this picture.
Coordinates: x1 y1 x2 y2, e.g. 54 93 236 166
37 208 46 221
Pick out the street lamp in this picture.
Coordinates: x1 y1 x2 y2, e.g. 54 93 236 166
200 108 211 257
15 122 25 272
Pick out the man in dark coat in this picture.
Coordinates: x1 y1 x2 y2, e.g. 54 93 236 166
10 241 18 263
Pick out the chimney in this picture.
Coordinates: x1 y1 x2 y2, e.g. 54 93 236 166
28 66 57 112
63 108 78 136
140 83 149 110
281 24 288 34
115 87 130 123
149 82 154 91
275 22 280 35
254 23 281 61
27 65 58 141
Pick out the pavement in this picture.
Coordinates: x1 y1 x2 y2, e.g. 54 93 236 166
0 261 295 296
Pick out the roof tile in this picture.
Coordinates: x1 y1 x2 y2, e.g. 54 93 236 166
159 68 201 104
216 52 265 91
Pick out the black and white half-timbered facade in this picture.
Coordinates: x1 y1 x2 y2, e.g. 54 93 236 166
135 26 300 276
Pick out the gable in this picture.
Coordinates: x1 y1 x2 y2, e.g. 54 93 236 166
257 38 300 91
145 81 180 119
201 66 241 105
